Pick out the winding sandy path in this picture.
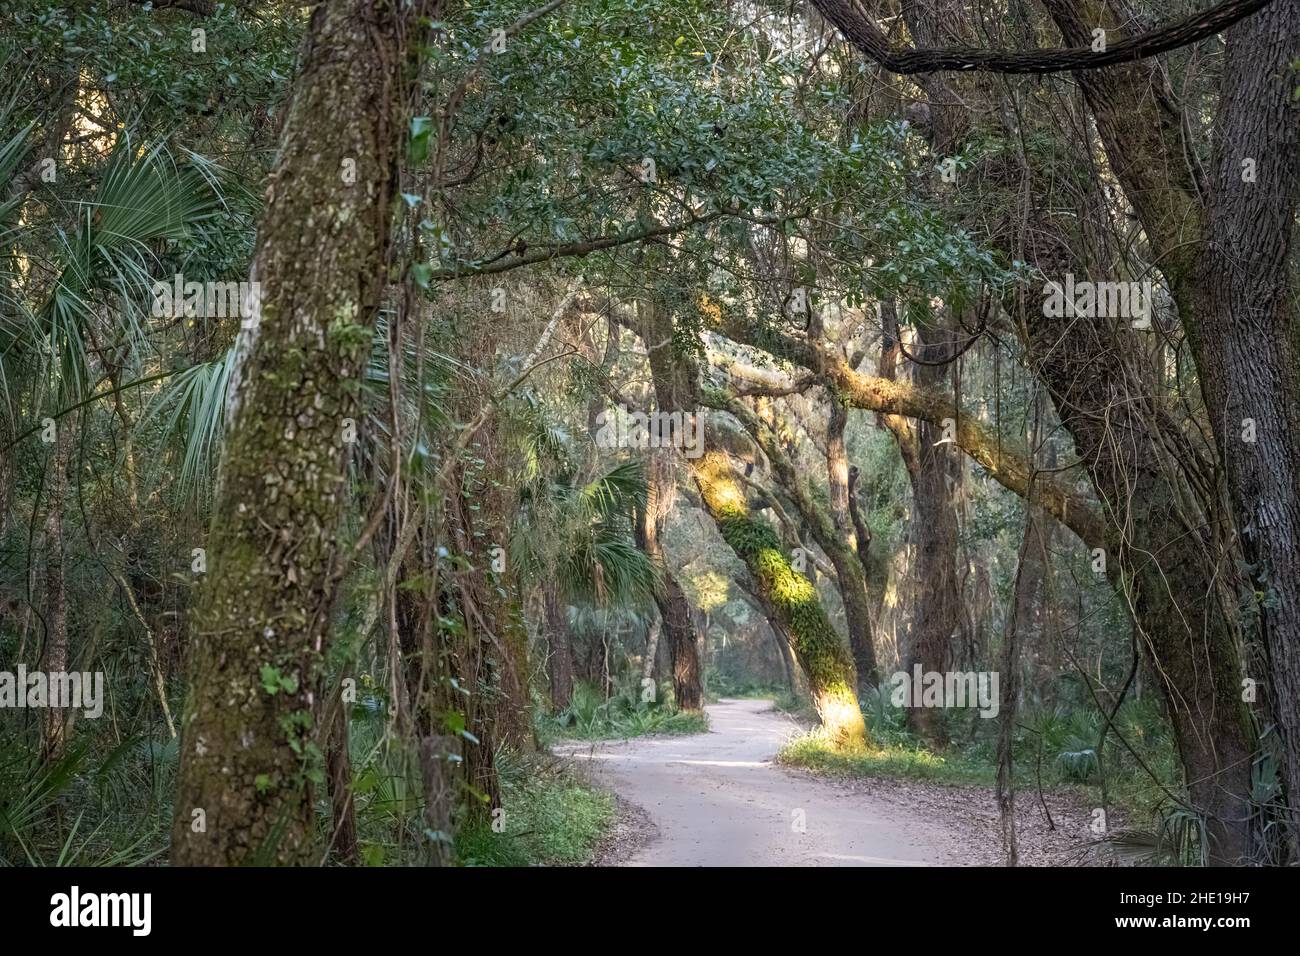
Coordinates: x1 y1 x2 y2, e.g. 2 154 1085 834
556 698 966 866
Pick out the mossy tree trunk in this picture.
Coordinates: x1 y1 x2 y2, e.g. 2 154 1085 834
692 452 868 747
627 296 865 741
706 388 879 690
171 0 431 866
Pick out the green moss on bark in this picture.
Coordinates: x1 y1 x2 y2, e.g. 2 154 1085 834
170 0 433 866
694 453 867 748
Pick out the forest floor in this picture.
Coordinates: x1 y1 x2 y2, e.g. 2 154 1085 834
555 698 1107 866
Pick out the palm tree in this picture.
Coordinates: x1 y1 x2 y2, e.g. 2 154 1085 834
510 416 655 710
2 115 221 760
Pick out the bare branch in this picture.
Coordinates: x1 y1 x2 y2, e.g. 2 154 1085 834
809 0 1272 74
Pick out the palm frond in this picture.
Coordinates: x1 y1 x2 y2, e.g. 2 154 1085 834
578 458 647 518
140 349 233 494
37 136 223 404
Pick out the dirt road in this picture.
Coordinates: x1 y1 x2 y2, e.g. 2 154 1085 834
555 697 967 866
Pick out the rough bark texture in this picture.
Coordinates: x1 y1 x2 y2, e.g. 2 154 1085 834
171 0 429 865
879 306 961 746
544 585 575 711
1191 0 1300 837
826 400 880 687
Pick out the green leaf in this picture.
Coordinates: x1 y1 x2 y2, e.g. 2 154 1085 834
260 665 280 694
442 710 467 735
408 116 433 166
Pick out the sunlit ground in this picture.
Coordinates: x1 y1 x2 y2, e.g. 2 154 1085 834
779 727 993 786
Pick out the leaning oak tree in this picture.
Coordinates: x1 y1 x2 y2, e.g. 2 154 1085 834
631 295 868 746
692 449 868 747
171 0 435 866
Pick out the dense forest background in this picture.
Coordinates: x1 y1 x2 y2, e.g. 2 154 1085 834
1 0 1297 868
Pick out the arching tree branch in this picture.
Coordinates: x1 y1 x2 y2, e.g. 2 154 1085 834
710 322 1106 550
808 0 1273 74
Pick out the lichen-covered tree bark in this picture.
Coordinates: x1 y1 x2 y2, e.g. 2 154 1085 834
705 388 879 690
171 0 431 866
693 451 867 747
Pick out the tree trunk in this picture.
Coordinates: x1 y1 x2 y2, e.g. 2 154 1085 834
1024 312 1256 864
495 594 536 752
709 390 879 693
326 677 358 865
826 399 879 686
998 496 1037 867
627 295 863 738
636 298 703 711
1191 0 1300 838
660 563 702 711
545 586 574 711
641 613 662 689
693 452 867 747
39 422 71 765
419 735 457 867
171 0 431 865
885 0 1261 860
878 305 961 746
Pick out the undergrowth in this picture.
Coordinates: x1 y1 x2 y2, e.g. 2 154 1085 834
1 687 617 868
0 726 176 866
537 681 708 743
775 682 1208 861
455 749 612 866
